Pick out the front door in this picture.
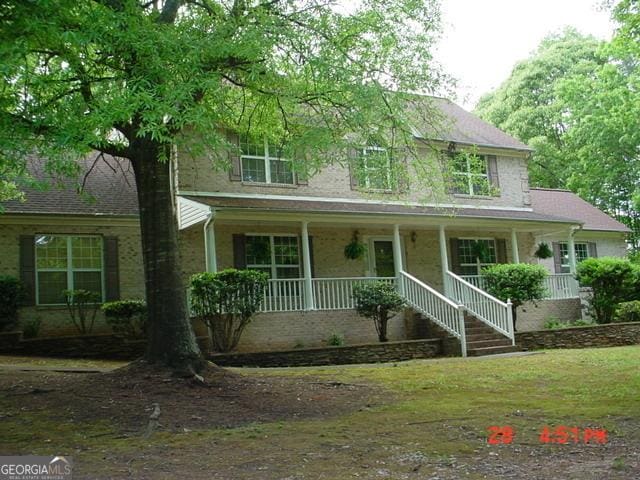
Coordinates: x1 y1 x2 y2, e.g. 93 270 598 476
372 240 396 277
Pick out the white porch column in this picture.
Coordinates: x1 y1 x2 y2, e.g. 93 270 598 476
204 216 217 272
301 221 315 310
392 224 404 293
439 225 450 296
511 228 520 264
568 230 577 274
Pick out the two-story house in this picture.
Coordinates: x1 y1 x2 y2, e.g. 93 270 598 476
0 97 629 356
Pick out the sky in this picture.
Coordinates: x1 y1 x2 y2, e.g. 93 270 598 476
434 0 616 109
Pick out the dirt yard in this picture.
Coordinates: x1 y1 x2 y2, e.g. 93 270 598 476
0 347 639 479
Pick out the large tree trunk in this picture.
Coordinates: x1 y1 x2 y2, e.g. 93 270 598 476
130 139 204 374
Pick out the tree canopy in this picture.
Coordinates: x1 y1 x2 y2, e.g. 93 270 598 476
476 11 640 249
0 0 448 371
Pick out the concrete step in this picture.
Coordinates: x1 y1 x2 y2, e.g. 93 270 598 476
465 333 505 342
465 327 496 335
466 338 513 348
467 345 520 357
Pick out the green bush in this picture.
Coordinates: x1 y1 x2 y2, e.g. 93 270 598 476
102 300 147 338
576 257 640 324
327 332 345 346
22 317 42 339
352 282 405 342
0 276 24 331
544 318 593 330
614 301 640 323
63 289 101 335
190 269 268 352
482 263 548 332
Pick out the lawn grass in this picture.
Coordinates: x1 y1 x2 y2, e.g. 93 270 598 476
1 346 639 478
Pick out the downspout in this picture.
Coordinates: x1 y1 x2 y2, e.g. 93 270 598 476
203 208 216 273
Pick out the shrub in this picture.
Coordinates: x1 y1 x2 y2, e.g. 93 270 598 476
190 269 268 352
614 301 640 323
102 300 147 338
327 332 345 347
0 276 24 331
576 257 639 324
352 282 405 342
544 319 567 330
63 289 101 335
22 317 42 339
482 263 548 332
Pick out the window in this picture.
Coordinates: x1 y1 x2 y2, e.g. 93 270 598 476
457 238 497 275
559 242 590 273
240 136 294 184
355 146 394 191
246 235 300 279
450 152 491 196
35 235 104 305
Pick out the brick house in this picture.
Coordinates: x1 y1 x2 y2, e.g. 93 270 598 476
0 97 629 355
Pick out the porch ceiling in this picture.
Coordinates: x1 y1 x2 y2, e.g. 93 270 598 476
179 194 581 233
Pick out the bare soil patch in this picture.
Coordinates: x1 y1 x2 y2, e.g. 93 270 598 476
0 361 382 435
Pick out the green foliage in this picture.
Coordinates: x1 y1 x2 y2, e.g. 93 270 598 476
544 318 593 330
483 264 548 331
102 300 147 339
576 257 640 324
63 289 101 335
353 282 405 342
22 317 42 339
190 269 268 352
614 301 640 323
344 232 367 260
534 242 554 260
476 24 640 249
0 276 24 331
326 332 345 347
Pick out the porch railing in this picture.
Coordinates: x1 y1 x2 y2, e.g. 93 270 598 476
261 278 306 312
446 271 514 344
312 277 396 310
460 273 579 300
400 270 466 357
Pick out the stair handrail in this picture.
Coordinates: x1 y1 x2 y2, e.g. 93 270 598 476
445 270 514 345
399 270 467 357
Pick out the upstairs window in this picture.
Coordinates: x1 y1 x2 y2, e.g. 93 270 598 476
450 152 491 196
240 136 294 185
245 235 300 279
355 146 395 191
35 235 104 305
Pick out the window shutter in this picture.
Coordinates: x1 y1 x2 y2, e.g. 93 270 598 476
19 235 36 306
441 150 456 194
449 238 460 274
397 152 410 193
588 242 598 258
308 236 315 278
228 131 242 181
348 148 359 190
296 170 309 186
552 242 562 273
103 237 120 301
496 239 507 264
487 155 500 191
232 234 247 269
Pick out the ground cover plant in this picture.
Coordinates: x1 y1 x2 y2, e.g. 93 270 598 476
0 346 638 478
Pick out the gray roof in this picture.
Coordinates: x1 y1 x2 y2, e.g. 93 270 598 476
416 97 532 151
184 195 576 225
1 154 138 216
530 188 630 233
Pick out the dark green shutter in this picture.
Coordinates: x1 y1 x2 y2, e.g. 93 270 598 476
19 235 36 306
449 238 460 274
552 242 562 273
487 155 500 191
228 130 242 181
233 234 246 268
588 242 598 258
103 237 120 301
496 239 507 264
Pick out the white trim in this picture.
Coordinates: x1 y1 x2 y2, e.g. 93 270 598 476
365 235 406 277
240 137 295 185
177 191 535 212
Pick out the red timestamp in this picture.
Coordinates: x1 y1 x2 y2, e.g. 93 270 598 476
487 425 608 445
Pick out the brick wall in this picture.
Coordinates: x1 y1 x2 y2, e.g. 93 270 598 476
0 222 144 336
517 298 583 332
516 322 640 350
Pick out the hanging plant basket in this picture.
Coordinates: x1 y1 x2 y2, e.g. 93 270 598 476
471 240 492 264
534 242 554 259
344 232 367 260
